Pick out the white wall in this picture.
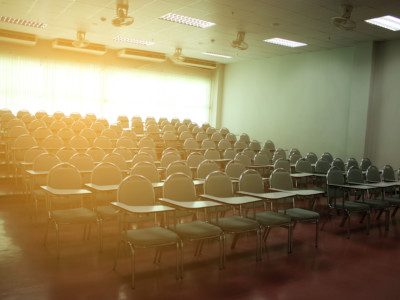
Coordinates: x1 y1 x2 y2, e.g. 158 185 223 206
221 42 374 161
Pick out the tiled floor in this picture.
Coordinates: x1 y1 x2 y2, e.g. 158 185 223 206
1 179 400 300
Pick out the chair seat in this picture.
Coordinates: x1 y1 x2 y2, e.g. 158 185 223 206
96 205 118 219
333 201 370 211
169 220 222 240
51 207 98 223
126 227 180 248
252 211 292 227
355 199 390 209
211 216 260 232
280 208 319 221
375 196 400 206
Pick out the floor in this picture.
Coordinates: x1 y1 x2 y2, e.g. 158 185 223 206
1 174 400 300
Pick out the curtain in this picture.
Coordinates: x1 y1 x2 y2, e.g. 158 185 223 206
0 53 211 124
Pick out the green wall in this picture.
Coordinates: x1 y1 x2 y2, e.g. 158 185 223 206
221 42 373 161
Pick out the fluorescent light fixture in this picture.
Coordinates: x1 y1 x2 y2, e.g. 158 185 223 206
0 16 47 29
159 13 215 28
203 52 232 59
113 35 154 45
365 15 400 31
264 38 307 48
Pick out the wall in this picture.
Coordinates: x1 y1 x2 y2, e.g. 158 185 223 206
221 42 374 161
365 39 400 169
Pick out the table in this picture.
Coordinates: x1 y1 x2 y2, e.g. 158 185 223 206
199 194 264 216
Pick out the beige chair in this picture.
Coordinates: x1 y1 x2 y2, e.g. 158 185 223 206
202 171 262 261
160 172 225 274
113 175 181 288
56 147 78 162
196 159 219 179
85 147 106 163
43 162 100 258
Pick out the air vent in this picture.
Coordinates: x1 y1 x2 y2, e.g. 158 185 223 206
117 48 167 62
0 29 37 46
174 57 217 69
52 38 107 55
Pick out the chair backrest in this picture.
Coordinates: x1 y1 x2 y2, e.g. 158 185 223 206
50 120 67 134
206 126 216 135
225 133 237 143
103 153 127 170
28 119 46 132
239 133 250 144
223 148 236 160
346 157 359 171
295 158 312 173
204 148 220 160
382 165 396 181
68 153 95 171
253 152 270 165
366 165 381 183
217 139 231 151
79 128 97 143
13 134 37 150
113 147 133 160
289 148 301 157
195 132 208 142
56 147 78 162
41 135 64 149
183 138 199 150
130 161 160 182
262 140 275 152
163 172 196 202
331 157 345 171
138 137 155 148
69 135 90 149
201 139 216 149
93 136 112 149
249 140 261 151
138 147 157 161
305 152 318 164
270 168 293 190
234 152 252 167
289 153 302 164
85 147 106 162
315 158 331 174
274 158 290 173
24 146 47 163
204 171 233 197
239 169 264 193
160 152 180 168
225 160 246 179
180 131 193 141
57 127 75 142
91 121 105 135
196 159 219 179
186 152 205 168
233 140 246 151
326 166 345 185
47 162 81 189
132 152 155 164
346 166 363 184
166 160 192 178
101 128 119 139
91 162 123 185
360 158 372 171
211 131 223 142
242 147 256 160
321 152 333 164
118 175 155 206
71 120 88 134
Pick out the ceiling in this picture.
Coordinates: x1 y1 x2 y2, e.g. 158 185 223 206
1 0 400 64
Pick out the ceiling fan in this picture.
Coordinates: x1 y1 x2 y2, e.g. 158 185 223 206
170 47 185 63
332 4 356 31
112 0 134 27
72 31 90 48
231 32 248 50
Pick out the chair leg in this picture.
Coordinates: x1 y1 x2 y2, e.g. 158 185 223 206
288 223 293 253
346 213 351 239
230 233 240 249
55 223 60 259
315 219 319 248
180 240 184 279
385 209 390 231
113 239 123 271
98 219 103 252
391 207 398 218
128 243 135 289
